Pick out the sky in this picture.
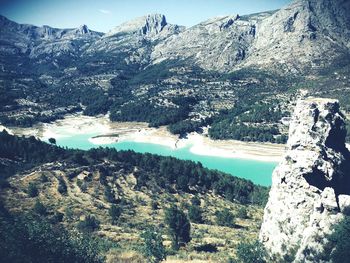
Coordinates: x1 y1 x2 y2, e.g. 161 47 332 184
0 0 291 32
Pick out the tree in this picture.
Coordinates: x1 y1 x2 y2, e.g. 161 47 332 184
57 177 67 195
0 211 107 263
48 137 56 145
235 240 267 263
188 204 203 224
215 208 235 227
104 186 115 203
188 196 203 223
141 227 166 263
77 215 100 233
33 200 47 216
109 205 122 225
164 205 191 250
27 183 39 197
191 196 201 206
40 174 48 183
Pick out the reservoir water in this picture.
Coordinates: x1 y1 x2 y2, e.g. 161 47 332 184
55 133 277 186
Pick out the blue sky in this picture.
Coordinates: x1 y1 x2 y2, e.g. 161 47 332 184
0 0 291 32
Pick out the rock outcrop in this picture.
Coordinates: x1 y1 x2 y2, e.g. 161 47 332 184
260 98 350 262
105 14 184 39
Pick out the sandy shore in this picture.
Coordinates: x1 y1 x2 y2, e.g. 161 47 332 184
3 113 287 162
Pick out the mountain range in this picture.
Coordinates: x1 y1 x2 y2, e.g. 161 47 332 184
0 0 350 143
2 0 350 72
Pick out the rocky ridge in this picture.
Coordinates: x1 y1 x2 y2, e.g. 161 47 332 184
260 98 350 262
1 0 350 72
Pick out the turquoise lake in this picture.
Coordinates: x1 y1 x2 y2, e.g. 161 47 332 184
55 134 277 186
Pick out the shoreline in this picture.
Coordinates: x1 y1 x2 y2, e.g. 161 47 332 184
1 113 286 162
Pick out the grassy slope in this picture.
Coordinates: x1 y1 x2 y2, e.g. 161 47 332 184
2 160 263 262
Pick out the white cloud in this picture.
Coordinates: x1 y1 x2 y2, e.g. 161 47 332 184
99 9 111 14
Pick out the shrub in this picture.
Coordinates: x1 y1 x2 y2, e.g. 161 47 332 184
194 243 218 253
104 186 115 203
48 138 56 144
141 227 166 263
323 215 350 262
235 240 267 263
52 212 64 223
109 205 122 225
188 204 203 224
57 177 67 195
33 200 47 216
151 200 159 210
237 207 248 219
40 174 49 183
64 206 74 221
0 212 107 263
216 208 235 227
77 215 100 233
27 183 39 197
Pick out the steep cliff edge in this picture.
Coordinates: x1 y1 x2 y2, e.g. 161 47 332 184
260 98 350 262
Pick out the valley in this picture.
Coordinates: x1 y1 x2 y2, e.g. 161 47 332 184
1 113 281 186
1 0 350 262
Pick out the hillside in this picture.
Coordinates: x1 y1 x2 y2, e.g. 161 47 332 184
0 0 349 143
0 130 267 262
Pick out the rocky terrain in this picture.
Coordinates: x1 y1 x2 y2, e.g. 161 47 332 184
260 98 350 262
0 0 349 142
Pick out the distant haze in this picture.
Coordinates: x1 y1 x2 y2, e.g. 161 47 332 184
0 0 291 32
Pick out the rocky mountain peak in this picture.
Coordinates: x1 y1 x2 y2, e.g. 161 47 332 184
260 98 350 262
105 13 168 38
77 24 89 34
141 13 167 35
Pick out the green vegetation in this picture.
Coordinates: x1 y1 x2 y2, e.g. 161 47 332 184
215 208 235 227
188 197 203 223
237 206 249 219
110 96 197 128
27 182 39 197
235 239 267 263
208 101 288 143
164 205 191 250
81 89 112 116
48 137 56 144
323 215 350 262
57 177 67 195
0 106 81 128
0 205 111 263
104 185 115 203
33 200 47 216
77 215 100 233
141 227 167 263
109 204 122 225
168 119 205 136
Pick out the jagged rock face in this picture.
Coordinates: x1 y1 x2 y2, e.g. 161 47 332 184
242 0 350 73
105 14 184 39
260 98 350 262
150 13 268 71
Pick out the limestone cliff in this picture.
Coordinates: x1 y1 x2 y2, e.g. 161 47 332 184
260 98 350 262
